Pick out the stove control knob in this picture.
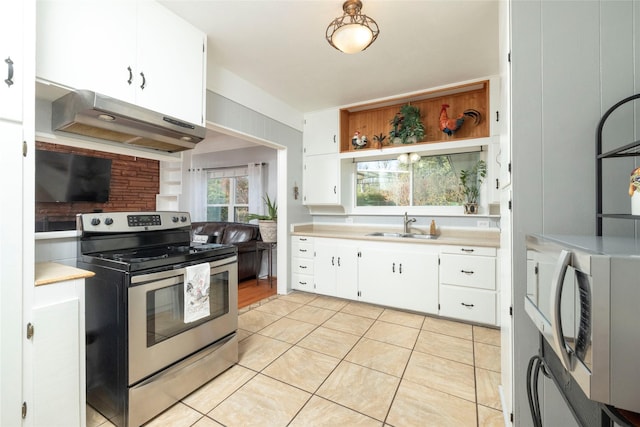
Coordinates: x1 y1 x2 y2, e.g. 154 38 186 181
104 217 114 226
90 218 101 226
172 216 179 223
180 216 187 222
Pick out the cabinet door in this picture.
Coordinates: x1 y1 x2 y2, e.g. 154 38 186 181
0 0 23 122
359 243 438 314
303 109 339 156
33 299 82 427
303 154 340 205
136 1 206 125
313 238 337 296
36 0 136 102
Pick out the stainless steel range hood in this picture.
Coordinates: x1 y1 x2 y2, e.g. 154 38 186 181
51 90 206 153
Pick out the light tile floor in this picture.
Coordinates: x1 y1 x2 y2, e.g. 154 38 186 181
88 292 504 427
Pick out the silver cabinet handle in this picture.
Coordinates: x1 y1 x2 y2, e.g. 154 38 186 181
392 262 395 273
140 71 146 90
461 302 474 308
461 248 475 253
461 269 474 275
4 57 14 87
127 66 133 85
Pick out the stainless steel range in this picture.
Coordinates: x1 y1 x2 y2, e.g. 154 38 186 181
77 211 238 427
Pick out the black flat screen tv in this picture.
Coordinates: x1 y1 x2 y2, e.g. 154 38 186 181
35 149 112 203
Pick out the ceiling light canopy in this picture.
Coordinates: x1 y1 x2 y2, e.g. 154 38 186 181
326 0 379 54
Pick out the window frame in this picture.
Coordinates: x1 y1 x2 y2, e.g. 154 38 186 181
349 148 488 216
205 171 249 223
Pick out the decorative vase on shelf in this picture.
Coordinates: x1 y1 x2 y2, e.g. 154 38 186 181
464 203 478 215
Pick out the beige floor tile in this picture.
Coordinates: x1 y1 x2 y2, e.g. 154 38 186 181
340 301 384 319
236 329 251 342
290 396 382 427
297 326 360 358
307 295 349 311
317 361 400 422
364 320 420 349
238 333 291 371
192 416 224 427
422 315 473 340
322 311 375 336
478 405 505 427
143 402 203 427
182 365 256 414
414 329 474 365
87 405 112 427
345 337 411 377
238 309 281 332
476 368 502 410
263 346 340 393
208 374 311 426
287 304 337 325
474 325 501 346
379 308 425 329
258 317 317 344
279 291 318 305
386 379 477 427
404 351 476 402
475 342 501 372
254 298 304 316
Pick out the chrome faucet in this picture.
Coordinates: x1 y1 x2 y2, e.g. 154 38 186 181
403 212 416 233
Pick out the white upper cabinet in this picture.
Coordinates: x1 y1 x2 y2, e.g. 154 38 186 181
36 0 206 126
303 109 340 156
0 0 24 122
135 1 205 125
303 153 340 205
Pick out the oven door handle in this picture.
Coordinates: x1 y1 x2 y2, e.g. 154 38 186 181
131 255 237 285
550 249 573 371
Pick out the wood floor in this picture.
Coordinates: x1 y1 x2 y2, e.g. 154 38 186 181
238 276 277 308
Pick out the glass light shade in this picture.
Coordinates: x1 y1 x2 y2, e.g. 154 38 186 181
397 153 409 164
409 153 422 163
331 24 374 54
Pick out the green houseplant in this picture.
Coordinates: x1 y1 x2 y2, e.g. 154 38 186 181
247 194 278 242
398 104 425 144
459 159 487 214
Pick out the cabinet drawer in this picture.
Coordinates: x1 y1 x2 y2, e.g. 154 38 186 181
291 273 314 292
439 285 496 325
440 254 496 290
292 258 314 275
291 240 314 259
440 245 496 257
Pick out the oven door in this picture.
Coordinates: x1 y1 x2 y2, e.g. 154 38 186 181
127 255 237 385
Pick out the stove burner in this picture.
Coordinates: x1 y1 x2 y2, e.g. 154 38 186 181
95 243 233 265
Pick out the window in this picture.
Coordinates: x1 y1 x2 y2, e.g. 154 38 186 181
355 151 481 207
206 174 249 222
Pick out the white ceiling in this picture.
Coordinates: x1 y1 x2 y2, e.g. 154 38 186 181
160 0 500 114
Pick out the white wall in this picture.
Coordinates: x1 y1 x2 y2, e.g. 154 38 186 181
511 1 640 425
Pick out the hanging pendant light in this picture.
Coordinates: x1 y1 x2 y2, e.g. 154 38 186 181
326 0 379 54
398 153 422 164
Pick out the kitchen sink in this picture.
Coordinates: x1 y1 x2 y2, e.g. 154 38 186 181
366 232 438 240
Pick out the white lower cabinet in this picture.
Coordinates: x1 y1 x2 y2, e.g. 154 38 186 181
288 236 498 325
314 238 358 298
31 276 87 427
439 245 499 326
291 236 314 292
358 242 439 314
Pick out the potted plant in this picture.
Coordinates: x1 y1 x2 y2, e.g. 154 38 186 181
389 113 404 144
247 194 278 242
398 104 425 144
459 160 487 214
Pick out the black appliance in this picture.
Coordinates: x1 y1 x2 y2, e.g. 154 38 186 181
77 211 238 427
35 149 112 203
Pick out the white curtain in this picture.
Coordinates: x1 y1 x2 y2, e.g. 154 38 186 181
188 168 207 221
248 163 265 217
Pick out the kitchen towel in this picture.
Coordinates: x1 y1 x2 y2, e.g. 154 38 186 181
184 263 211 323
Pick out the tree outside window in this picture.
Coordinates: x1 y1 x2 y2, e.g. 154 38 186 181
206 175 249 222
355 152 481 207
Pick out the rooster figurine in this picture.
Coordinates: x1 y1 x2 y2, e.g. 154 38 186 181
439 104 481 136
351 131 367 149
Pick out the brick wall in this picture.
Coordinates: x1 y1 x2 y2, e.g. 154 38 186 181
35 142 159 227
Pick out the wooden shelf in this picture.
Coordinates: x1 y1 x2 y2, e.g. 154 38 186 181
339 80 490 153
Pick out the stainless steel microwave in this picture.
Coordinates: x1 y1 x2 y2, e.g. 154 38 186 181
525 234 640 413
